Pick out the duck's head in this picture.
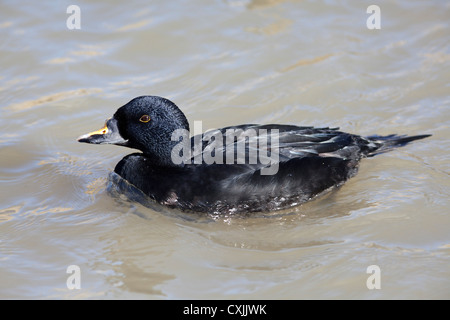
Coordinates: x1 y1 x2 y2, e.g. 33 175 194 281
78 96 190 166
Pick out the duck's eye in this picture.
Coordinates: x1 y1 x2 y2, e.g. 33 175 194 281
139 115 151 123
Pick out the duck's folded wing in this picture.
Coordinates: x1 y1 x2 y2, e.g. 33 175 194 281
192 124 372 165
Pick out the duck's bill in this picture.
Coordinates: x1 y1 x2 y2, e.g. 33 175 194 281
77 118 128 145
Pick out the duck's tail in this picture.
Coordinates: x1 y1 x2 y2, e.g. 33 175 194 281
365 134 431 157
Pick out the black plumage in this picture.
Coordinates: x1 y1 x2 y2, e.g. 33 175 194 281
78 96 430 214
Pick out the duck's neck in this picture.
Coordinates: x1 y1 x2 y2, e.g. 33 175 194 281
141 152 180 168
140 137 189 168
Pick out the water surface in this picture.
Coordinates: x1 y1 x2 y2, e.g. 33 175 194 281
0 0 449 299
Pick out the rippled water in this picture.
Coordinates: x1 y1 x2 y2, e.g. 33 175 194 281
1 0 449 299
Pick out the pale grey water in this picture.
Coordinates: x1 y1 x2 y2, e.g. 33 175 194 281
0 0 449 299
